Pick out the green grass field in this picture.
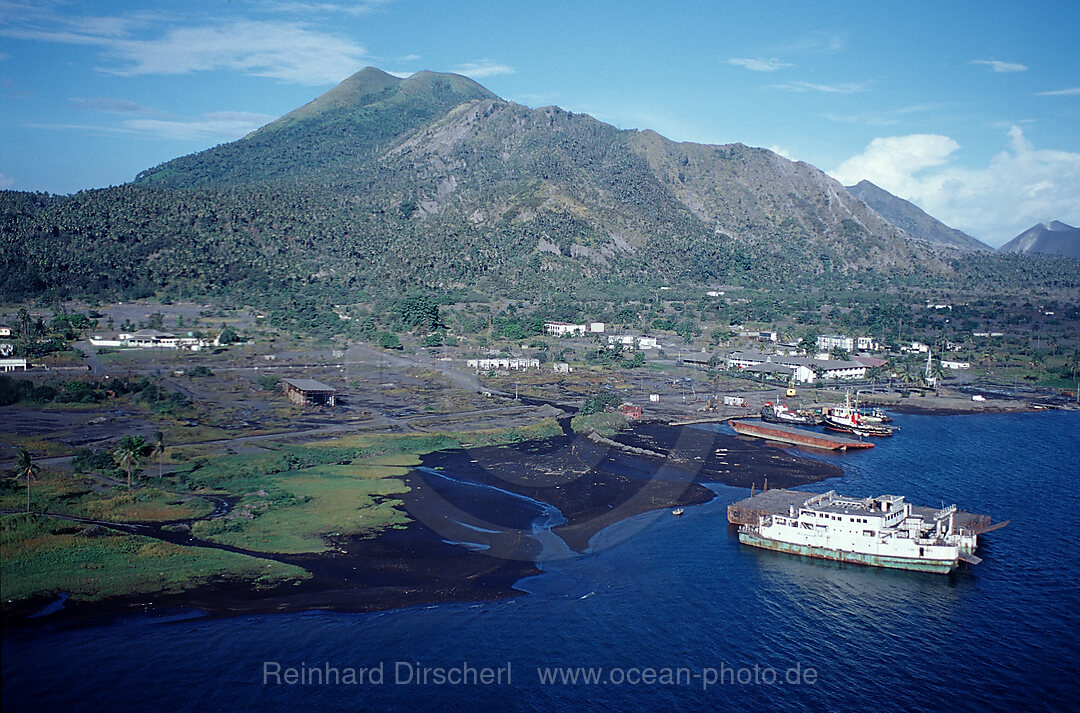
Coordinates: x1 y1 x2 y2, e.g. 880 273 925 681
190 457 415 553
0 513 309 604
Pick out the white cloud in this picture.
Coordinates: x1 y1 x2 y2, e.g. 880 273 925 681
261 1 395 16
123 111 275 140
831 134 960 189
0 8 370 85
100 21 369 85
451 59 515 79
1037 87 1080 96
971 59 1028 73
772 80 868 94
775 31 846 54
28 110 274 141
831 128 1080 246
728 57 792 72
70 97 163 115
824 103 956 127
766 145 793 159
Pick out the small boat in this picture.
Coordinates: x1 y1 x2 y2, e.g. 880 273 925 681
761 401 820 427
672 508 685 516
822 395 893 437
859 407 892 424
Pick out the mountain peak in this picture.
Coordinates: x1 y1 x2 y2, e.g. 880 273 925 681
267 67 403 125
260 67 496 131
845 180 992 252
1000 221 1080 258
135 67 499 188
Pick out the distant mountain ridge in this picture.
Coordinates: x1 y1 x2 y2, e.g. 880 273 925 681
131 68 940 276
3 67 976 302
998 221 1080 259
845 180 992 252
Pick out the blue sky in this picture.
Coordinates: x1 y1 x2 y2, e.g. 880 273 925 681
1 0 1077 246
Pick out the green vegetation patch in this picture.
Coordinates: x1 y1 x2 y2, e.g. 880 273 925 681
0 513 308 604
0 471 215 523
570 411 629 437
191 460 413 554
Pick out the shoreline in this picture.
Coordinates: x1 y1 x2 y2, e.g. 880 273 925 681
1 422 841 628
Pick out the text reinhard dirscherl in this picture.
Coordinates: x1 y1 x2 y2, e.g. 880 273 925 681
262 662 818 690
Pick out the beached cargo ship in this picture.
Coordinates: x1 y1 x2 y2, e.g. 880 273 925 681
736 490 983 573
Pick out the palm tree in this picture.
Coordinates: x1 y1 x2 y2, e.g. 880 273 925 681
113 435 147 489
928 358 948 388
150 431 165 479
866 365 887 389
13 448 40 513
897 360 916 387
17 307 31 342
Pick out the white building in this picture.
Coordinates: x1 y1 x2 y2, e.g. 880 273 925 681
817 335 854 353
856 336 879 352
637 336 660 350
738 330 778 342
726 350 865 383
91 330 207 350
811 358 867 381
467 357 540 371
553 362 572 373
726 349 771 370
0 358 28 372
941 360 970 370
543 322 587 337
607 335 635 348
589 322 605 333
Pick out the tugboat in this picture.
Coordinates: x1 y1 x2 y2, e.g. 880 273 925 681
760 401 820 427
822 395 893 437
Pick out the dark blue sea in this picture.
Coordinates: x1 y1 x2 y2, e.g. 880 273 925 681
4 411 1079 712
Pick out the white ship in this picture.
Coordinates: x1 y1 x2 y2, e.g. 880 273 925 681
738 491 981 573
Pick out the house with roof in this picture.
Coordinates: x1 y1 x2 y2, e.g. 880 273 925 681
281 378 337 406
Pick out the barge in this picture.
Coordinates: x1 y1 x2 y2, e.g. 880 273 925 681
729 419 874 451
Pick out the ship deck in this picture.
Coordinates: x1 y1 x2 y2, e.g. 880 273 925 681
726 488 1007 534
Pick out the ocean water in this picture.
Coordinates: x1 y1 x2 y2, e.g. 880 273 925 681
3 410 1079 712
